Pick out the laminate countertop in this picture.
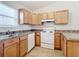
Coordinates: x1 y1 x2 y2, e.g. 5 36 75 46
62 32 79 41
0 29 42 41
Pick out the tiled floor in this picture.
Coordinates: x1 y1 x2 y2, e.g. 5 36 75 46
25 47 64 57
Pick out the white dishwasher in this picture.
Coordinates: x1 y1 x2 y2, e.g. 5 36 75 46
28 33 35 52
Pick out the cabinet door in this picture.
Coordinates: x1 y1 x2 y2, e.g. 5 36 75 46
54 33 61 49
38 13 42 24
19 9 28 24
23 10 29 24
20 35 28 56
4 43 18 57
35 32 41 46
55 10 69 24
28 12 32 24
32 14 38 24
41 13 48 20
67 41 73 57
55 11 61 24
61 10 68 24
0 41 3 57
67 41 79 57
4 37 19 57
19 9 32 24
72 42 79 57
47 12 55 19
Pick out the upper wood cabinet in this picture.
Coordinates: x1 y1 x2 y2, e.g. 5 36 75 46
39 12 55 20
41 13 48 20
32 13 38 25
28 12 32 24
55 10 69 24
32 13 42 25
19 9 32 24
47 12 55 19
37 13 42 24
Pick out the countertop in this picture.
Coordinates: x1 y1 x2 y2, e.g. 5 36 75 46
0 29 42 41
1 28 79 42
62 32 79 41
55 30 79 41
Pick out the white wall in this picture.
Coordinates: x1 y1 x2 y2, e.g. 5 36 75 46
0 25 32 32
33 1 79 30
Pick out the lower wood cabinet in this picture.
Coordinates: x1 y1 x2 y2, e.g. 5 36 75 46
19 35 28 56
66 40 79 57
35 32 41 46
3 37 19 57
54 32 61 50
0 41 3 57
62 35 79 57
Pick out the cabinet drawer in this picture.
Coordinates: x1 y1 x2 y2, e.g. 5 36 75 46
55 34 61 36
20 35 28 40
36 32 40 35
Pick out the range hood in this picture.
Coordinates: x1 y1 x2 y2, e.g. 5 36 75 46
41 19 55 25
41 19 54 22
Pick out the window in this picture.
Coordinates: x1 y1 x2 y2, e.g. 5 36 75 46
0 3 18 26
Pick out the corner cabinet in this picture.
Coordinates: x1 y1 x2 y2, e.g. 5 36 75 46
19 9 32 24
3 37 19 57
65 40 79 57
55 10 69 24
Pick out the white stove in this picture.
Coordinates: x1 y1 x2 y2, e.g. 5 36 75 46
41 27 55 49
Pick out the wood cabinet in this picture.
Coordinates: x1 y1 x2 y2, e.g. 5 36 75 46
19 9 32 24
0 41 3 57
19 9 69 25
61 35 79 57
40 12 55 20
54 32 61 50
41 13 48 20
66 40 79 57
19 35 28 56
3 37 19 57
35 32 41 46
55 10 69 24
47 12 55 19
32 14 38 25
28 12 32 24
37 13 42 24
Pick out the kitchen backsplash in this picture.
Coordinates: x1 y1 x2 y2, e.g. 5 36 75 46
0 25 32 32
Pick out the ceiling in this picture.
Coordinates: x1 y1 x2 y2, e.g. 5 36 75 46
19 1 55 11
1 1 55 11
